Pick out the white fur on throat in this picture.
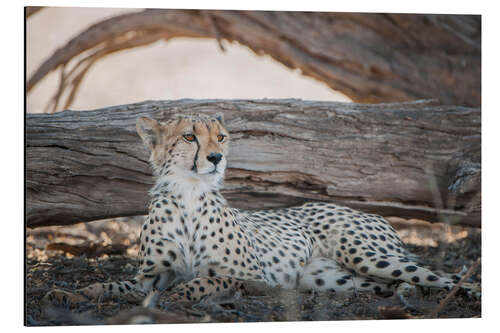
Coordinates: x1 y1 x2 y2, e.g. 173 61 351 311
150 167 227 211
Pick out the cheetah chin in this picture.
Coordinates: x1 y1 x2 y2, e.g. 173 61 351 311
43 112 480 307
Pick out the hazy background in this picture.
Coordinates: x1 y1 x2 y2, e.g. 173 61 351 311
26 7 350 114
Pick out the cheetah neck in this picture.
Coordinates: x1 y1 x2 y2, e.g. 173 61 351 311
150 167 228 214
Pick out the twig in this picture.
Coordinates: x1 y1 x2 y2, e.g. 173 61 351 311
204 11 226 52
428 258 480 318
43 30 168 112
44 64 67 113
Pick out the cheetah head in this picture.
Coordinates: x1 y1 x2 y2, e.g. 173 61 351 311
136 113 229 193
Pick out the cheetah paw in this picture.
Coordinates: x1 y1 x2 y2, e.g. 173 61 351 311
461 282 481 299
395 282 418 309
42 289 89 306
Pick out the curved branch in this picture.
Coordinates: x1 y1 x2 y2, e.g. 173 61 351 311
26 6 44 18
27 10 481 109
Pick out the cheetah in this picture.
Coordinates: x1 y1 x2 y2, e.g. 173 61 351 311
44 113 479 306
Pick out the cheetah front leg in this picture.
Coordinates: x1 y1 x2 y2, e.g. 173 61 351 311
43 270 176 305
161 276 245 305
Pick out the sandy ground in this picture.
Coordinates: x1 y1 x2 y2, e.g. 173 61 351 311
26 7 350 114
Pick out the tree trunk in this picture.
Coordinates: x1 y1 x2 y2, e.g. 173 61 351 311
26 99 481 228
27 10 481 112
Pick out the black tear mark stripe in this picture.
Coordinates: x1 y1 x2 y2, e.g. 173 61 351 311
191 124 200 172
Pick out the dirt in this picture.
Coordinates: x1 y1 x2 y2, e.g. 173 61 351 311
25 218 481 326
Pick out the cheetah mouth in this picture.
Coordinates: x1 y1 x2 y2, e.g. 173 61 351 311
196 168 219 176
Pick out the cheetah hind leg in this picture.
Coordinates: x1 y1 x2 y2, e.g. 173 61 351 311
298 258 431 308
298 257 394 296
405 262 481 298
348 252 462 293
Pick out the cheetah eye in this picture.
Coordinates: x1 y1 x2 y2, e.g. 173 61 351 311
217 134 226 143
183 134 196 143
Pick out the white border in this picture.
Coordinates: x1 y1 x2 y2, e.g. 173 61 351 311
5 0 499 331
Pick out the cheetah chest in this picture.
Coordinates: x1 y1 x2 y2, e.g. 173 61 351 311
139 196 262 281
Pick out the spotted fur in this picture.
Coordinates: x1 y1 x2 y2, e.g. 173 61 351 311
43 113 479 305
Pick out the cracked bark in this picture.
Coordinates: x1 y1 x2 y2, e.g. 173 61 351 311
26 99 480 228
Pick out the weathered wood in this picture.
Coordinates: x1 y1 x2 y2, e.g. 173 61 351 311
26 99 481 228
27 10 481 112
26 6 44 18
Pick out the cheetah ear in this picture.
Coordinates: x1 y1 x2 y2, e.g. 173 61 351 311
214 112 224 126
136 117 162 151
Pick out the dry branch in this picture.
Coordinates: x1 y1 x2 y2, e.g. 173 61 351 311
27 10 481 111
26 6 44 18
26 99 481 228
429 258 481 318
46 242 128 258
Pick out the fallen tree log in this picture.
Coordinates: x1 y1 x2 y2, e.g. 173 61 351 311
26 99 481 228
27 10 480 113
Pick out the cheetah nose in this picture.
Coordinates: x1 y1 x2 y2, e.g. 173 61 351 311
207 153 223 166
